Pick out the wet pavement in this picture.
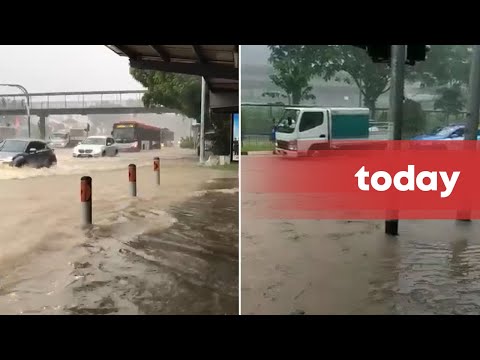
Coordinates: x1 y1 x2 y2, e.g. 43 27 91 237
242 156 480 315
0 148 238 314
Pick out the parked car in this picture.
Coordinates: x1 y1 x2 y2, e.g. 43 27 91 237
73 135 118 158
0 138 57 168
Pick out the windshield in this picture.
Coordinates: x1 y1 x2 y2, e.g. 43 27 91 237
82 137 105 145
0 139 28 153
435 127 460 137
276 109 300 134
51 133 68 140
113 127 135 143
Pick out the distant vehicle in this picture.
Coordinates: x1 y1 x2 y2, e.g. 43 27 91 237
160 128 175 147
48 127 88 148
0 138 57 168
48 131 70 148
112 121 163 152
68 128 88 146
0 126 17 141
411 125 466 140
73 136 118 158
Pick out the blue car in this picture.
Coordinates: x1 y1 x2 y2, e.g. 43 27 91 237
411 125 466 140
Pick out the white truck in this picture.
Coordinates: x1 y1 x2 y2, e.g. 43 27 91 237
275 107 388 157
49 128 88 148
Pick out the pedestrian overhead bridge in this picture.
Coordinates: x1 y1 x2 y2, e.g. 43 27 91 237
0 90 176 116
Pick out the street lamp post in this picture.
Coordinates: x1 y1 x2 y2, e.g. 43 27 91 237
0 84 31 138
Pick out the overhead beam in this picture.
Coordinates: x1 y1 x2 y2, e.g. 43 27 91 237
130 59 238 80
113 45 137 58
191 46 216 91
150 45 171 62
192 45 207 63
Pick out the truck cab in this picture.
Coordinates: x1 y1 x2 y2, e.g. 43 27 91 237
275 107 371 157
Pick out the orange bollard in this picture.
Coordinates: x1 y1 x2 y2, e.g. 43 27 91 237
129 164 137 197
154 157 160 185
80 176 92 226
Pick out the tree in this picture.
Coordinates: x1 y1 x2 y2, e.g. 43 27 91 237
433 86 465 120
314 45 391 120
403 98 427 138
406 45 471 88
267 45 319 105
130 69 202 121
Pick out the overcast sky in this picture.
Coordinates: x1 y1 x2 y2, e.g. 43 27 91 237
0 45 145 93
241 45 270 65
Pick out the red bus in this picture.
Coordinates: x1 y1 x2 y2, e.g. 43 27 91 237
112 121 163 152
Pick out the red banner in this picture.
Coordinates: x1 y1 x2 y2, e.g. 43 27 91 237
243 141 480 219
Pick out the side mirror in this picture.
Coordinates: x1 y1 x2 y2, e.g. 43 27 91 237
29 148 37 153
450 133 460 138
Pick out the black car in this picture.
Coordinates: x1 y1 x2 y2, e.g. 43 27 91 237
0 138 57 168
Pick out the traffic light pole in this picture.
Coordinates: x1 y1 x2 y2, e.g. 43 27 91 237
457 45 480 222
385 45 406 236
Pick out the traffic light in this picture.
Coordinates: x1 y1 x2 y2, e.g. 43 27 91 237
367 45 391 63
406 45 431 65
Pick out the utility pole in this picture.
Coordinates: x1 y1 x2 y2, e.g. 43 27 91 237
385 45 406 236
458 45 480 222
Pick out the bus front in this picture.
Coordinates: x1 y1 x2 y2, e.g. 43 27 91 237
112 123 139 152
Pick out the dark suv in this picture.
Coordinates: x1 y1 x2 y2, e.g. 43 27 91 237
0 138 57 168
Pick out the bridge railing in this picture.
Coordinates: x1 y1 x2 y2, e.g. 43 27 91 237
0 90 147 110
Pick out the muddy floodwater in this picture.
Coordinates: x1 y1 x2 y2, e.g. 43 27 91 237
242 156 480 315
0 148 238 314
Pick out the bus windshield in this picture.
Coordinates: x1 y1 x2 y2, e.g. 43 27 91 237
276 109 300 134
113 127 135 143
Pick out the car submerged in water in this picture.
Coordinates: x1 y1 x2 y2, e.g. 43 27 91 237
0 138 57 168
73 135 119 158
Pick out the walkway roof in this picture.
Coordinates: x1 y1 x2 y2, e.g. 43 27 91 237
106 45 239 94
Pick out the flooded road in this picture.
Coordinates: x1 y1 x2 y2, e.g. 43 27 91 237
242 157 480 315
0 148 238 314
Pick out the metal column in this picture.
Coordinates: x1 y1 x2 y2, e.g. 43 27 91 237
385 45 406 236
200 77 206 163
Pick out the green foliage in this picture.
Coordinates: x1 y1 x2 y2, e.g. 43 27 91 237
267 45 320 104
130 68 202 121
315 45 391 119
433 86 465 116
406 45 471 87
179 136 195 149
402 98 427 138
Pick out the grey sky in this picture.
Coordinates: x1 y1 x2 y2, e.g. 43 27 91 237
241 45 270 65
0 45 145 93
